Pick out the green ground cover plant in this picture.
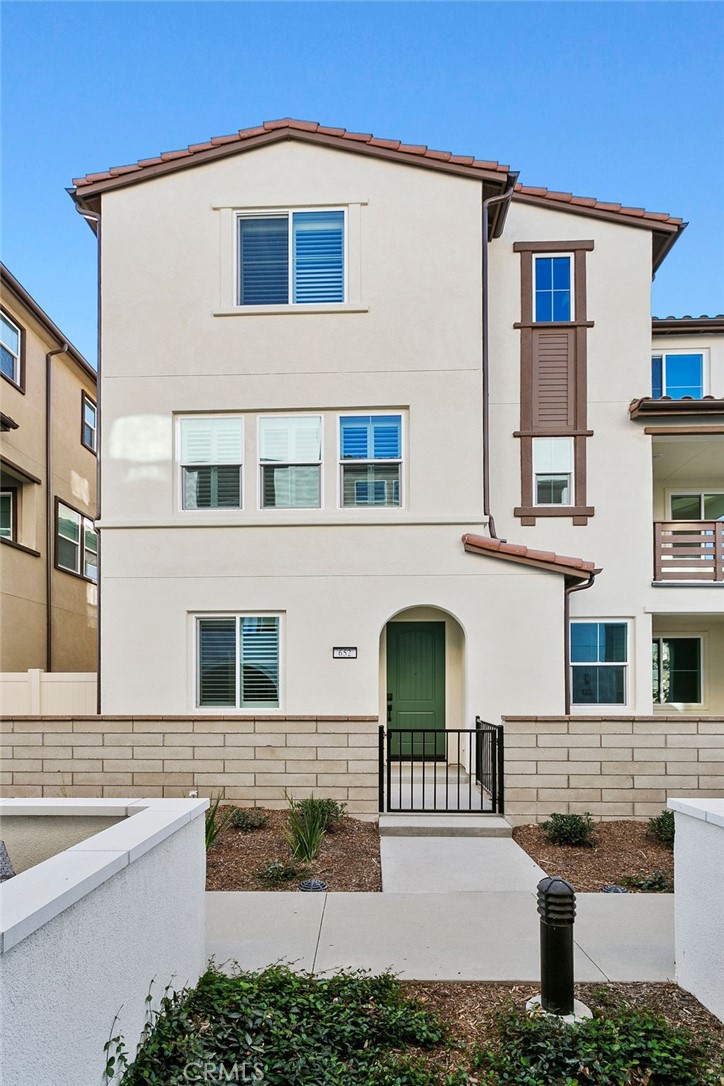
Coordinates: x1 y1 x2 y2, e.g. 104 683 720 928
541 812 596 847
230 807 269 832
648 809 675 849
473 999 720 1085
620 870 672 893
256 858 306 886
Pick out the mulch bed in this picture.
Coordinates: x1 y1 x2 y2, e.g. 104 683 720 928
205 809 381 892
402 981 724 1073
512 819 675 892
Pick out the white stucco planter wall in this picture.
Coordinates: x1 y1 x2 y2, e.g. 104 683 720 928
668 797 724 1022
0 797 208 1086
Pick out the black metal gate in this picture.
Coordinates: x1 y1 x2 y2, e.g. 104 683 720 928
378 718 504 814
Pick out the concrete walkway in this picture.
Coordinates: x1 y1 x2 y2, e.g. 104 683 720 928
206 891 675 982
380 835 547 892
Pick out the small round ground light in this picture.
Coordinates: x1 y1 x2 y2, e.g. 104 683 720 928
601 884 630 893
299 878 327 892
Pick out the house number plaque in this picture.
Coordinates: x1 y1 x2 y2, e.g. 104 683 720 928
332 647 357 659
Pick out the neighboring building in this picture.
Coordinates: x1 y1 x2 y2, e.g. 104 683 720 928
0 265 98 673
65 119 723 814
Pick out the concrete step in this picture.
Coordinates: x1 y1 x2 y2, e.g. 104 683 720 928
379 814 512 838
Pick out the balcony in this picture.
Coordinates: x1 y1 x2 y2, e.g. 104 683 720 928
654 521 724 582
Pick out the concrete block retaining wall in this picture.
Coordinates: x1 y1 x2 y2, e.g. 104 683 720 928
0 716 380 816
503 716 724 824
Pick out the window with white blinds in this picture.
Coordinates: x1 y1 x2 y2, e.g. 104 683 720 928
238 210 345 306
180 416 243 510
533 437 573 506
339 415 402 507
259 416 322 508
197 615 280 708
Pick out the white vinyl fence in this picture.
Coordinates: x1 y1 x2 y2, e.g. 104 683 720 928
0 670 97 716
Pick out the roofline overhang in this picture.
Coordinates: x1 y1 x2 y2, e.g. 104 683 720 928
652 316 724 336
462 532 597 582
0 265 95 382
629 397 724 419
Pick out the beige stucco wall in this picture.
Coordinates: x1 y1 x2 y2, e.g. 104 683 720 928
0 287 97 673
504 715 724 824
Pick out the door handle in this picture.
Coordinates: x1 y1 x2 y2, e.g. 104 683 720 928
387 693 393 725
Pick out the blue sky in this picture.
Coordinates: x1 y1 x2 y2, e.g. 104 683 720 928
2 1 723 365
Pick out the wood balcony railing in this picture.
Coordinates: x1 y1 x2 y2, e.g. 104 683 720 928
654 521 724 582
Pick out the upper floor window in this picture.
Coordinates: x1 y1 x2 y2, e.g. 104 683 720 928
651 352 704 399
534 255 573 323
671 492 724 522
238 210 345 306
1 312 22 387
180 416 243 510
197 615 280 709
56 500 97 582
570 621 628 705
339 414 402 507
0 489 15 540
81 394 97 453
533 437 573 505
259 415 322 508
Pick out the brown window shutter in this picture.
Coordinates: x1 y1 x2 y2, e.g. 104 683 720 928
531 328 576 430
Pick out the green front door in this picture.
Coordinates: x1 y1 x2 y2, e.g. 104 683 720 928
387 621 445 757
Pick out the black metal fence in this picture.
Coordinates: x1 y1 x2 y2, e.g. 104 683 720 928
378 720 504 814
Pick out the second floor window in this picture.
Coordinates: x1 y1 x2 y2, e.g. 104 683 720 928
56 501 98 581
238 210 345 306
534 255 573 322
533 437 573 505
180 416 243 510
671 492 724 522
1 312 21 386
82 394 97 453
651 352 704 399
259 416 322 508
340 415 402 507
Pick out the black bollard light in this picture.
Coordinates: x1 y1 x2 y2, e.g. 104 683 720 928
537 875 576 1016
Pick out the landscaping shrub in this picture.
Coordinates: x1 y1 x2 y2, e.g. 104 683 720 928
648 808 675 849
257 858 304 886
473 1001 719 1085
117 965 446 1085
230 807 269 832
620 870 672 893
283 794 338 861
204 792 234 850
541 811 596 847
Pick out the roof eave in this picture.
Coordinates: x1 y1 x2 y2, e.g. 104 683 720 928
462 533 596 581
629 397 724 419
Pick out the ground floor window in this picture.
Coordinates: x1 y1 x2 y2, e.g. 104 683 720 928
197 615 280 709
570 621 628 705
652 636 702 704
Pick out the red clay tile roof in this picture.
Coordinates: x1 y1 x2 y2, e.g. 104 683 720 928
629 396 724 418
653 315 724 335
71 118 512 190
514 183 683 228
462 533 597 579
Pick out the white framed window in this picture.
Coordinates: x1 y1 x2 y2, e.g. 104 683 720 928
651 351 705 399
1 311 22 387
258 415 322 509
534 254 574 323
179 416 243 511
196 614 280 709
56 500 97 582
237 209 345 306
339 414 402 507
570 620 628 705
652 636 702 705
81 393 97 453
0 489 15 540
533 437 573 506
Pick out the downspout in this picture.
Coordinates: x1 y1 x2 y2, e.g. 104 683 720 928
482 186 514 539
45 344 70 672
563 571 600 714
77 207 102 712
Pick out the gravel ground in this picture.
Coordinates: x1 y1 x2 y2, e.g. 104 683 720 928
206 808 382 892
512 819 675 892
